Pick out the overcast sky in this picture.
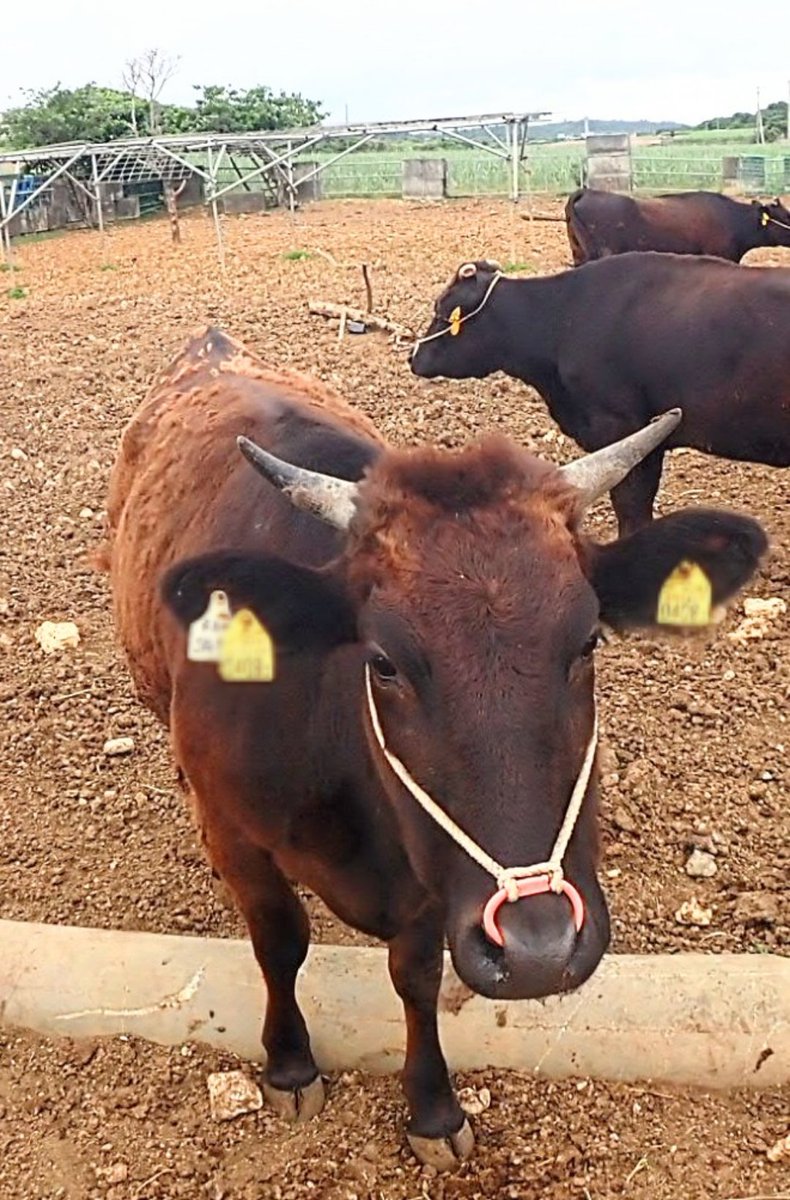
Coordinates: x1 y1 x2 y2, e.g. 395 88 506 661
4 0 790 126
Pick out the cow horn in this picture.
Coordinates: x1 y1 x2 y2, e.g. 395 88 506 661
558 409 682 505
237 436 360 531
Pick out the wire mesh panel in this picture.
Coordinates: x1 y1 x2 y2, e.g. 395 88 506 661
95 148 195 185
738 156 767 193
633 157 725 192
317 158 402 198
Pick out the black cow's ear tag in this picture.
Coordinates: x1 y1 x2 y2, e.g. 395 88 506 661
187 590 232 662
449 306 462 336
657 561 711 627
218 609 275 682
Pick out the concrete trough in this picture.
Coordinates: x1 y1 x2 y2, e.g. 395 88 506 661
0 919 787 1088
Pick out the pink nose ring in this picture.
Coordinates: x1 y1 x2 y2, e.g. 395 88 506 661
482 875 585 948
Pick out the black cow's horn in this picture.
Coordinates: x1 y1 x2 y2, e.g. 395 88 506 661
558 409 682 506
237 436 360 531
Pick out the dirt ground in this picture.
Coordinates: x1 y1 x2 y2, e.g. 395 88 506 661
0 197 786 951
0 198 788 1198
0 1028 788 1200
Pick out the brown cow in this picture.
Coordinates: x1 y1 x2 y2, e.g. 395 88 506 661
104 328 766 1167
565 187 790 265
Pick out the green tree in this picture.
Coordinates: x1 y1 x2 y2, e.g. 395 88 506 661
188 85 324 133
1 81 325 149
0 84 138 148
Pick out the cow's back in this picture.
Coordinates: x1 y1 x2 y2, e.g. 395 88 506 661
104 328 381 722
555 252 790 462
567 189 748 261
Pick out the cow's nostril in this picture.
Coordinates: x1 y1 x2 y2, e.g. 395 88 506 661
482 874 585 948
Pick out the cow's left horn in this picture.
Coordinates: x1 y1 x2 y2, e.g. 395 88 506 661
237 436 360 531
558 408 682 506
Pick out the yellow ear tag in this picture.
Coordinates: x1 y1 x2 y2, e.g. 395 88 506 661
449 306 462 336
218 608 275 682
761 211 770 227
187 590 232 663
657 561 712 627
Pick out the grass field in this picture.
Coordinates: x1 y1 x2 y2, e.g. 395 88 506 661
210 135 790 199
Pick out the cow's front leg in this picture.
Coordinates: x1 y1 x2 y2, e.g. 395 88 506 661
207 829 324 1123
610 447 665 536
388 905 474 1169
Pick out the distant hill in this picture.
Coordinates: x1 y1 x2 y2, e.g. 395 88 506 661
531 118 688 140
695 100 787 141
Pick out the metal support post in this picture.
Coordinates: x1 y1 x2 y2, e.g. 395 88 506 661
510 120 520 202
0 179 9 264
287 140 295 215
0 176 19 264
91 154 105 239
207 145 226 273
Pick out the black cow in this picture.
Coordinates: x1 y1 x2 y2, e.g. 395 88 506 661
411 256 790 534
566 188 790 265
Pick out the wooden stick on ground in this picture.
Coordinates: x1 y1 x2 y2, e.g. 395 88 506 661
520 213 566 222
314 247 340 267
308 299 413 339
314 248 385 271
362 263 373 313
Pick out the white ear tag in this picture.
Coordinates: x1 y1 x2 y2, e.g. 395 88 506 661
187 590 232 662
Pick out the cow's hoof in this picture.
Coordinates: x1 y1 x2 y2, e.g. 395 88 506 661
407 1118 475 1170
263 1075 325 1123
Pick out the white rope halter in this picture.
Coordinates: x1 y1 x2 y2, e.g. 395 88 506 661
411 271 503 350
363 664 598 902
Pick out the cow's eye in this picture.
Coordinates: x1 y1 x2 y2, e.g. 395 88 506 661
580 632 600 661
370 651 398 681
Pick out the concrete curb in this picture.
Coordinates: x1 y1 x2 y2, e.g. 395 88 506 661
0 920 787 1088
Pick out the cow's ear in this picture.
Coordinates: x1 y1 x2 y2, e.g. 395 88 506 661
161 551 357 651
588 509 768 630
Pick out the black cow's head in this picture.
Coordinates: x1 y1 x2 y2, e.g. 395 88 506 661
163 416 767 1002
410 260 507 380
756 197 790 247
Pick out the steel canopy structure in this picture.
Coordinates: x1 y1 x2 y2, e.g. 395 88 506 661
0 110 550 261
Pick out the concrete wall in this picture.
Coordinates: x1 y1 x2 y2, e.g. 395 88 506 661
6 173 203 236
276 161 322 206
1 921 788 1089
177 175 205 208
8 179 90 236
8 178 149 235
402 158 448 199
220 192 269 215
585 134 632 192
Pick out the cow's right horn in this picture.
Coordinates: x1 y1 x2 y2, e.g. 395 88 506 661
237 436 360 531
559 408 682 507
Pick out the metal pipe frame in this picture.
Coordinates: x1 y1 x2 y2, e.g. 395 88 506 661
439 127 510 160
208 135 325 201
292 134 376 187
0 180 11 262
0 111 549 245
0 113 551 167
0 148 86 231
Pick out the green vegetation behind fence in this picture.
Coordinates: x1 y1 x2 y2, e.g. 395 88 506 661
293 143 790 199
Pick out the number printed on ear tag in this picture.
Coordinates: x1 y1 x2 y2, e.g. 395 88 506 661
218 608 275 682
187 590 232 662
657 561 712 627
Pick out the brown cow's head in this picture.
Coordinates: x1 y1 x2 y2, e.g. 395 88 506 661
756 197 790 247
163 418 767 1001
